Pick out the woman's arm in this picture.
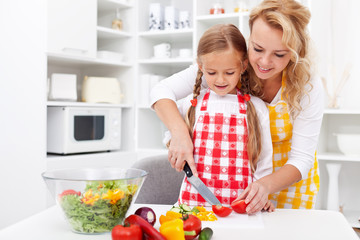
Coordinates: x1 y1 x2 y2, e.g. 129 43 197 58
252 97 273 181
239 76 324 213
153 99 198 176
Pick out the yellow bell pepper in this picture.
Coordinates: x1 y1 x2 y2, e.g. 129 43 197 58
159 218 185 240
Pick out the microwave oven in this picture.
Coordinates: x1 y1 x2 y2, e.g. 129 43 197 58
47 106 121 154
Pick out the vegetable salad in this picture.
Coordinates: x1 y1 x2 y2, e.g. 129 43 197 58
59 180 138 233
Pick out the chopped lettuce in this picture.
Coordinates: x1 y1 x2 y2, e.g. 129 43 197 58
59 180 137 233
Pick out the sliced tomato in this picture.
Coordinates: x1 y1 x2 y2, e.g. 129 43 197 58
211 205 232 217
59 189 81 198
231 199 248 214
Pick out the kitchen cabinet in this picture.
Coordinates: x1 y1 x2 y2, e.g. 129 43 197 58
46 0 137 168
47 0 97 58
316 109 360 228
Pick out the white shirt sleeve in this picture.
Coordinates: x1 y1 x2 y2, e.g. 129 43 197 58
285 75 325 179
251 97 273 180
150 64 207 108
162 94 193 145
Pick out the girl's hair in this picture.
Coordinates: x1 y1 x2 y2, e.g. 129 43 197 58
249 0 312 117
185 24 262 173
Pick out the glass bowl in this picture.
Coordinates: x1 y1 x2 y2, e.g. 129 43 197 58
42 168 148 234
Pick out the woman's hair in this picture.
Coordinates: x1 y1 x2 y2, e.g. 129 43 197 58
249 0 312 117
185 24 262 173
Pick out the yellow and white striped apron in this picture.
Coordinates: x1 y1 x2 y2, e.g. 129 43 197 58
268 72 320 209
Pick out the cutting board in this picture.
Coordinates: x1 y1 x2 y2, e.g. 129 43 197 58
203 211 264 229
147 204 264 230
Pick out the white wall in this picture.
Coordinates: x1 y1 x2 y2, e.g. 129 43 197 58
311 0 360 211
0 0 47 229
311 0 360 110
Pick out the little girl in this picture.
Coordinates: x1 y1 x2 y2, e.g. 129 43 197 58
165 24 273 209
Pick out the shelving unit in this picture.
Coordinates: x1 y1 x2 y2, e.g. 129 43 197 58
317 108 360 227
46 0 137 167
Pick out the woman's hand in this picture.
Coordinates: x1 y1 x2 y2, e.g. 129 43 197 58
168 129 198 176
236 181 270 214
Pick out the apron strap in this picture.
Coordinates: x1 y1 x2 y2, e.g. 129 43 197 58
237 88 247 114
200 89 211 111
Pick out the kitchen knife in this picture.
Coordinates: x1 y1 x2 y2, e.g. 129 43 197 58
183 162 222 206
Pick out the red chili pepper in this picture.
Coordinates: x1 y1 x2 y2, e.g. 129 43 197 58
59 189 81 198
124 214 166 240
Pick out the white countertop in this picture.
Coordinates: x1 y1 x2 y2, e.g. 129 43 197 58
0 204 358 240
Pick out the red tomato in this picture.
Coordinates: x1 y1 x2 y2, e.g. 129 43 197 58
183 214 202 240
212 205 232 217
59 189 81 198
231 199 248 214
111 224 142 240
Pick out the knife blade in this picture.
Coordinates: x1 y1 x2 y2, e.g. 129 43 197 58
183 162 222 206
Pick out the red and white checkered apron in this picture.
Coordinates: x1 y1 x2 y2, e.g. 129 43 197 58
179 88 253 206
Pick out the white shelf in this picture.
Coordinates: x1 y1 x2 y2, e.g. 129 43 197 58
324 108 360 115
46 150 136 169
138 58 193 66
318 153 360 162
47 101 132 108
138 29 193 41
97 0 132 12
47 52 132 67
137 105 151 109
343 210 360 228
97 26 132 39
196 12 249 24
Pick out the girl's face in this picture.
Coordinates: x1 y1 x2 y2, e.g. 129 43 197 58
198 48 247 96
248 17 291 82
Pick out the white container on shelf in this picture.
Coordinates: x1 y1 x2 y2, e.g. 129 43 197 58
164 6 179 30
48 73 77 101
335 133 360 156
97 51 124 62
149 3 164 30
179 11 191 29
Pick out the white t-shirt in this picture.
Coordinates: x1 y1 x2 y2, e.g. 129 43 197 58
151 64 324 180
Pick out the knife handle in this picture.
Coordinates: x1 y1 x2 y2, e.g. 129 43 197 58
183 162 193 178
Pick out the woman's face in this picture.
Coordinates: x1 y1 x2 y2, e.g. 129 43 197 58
198 48 247 96
248 17 291 82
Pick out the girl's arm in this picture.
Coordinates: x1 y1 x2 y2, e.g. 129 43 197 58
151 65 204 175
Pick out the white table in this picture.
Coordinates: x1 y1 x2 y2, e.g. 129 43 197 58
0 204 358 240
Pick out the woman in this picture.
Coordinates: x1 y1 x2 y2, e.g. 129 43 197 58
150 0 324 213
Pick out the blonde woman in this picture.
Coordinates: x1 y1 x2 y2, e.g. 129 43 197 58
151 0 324 213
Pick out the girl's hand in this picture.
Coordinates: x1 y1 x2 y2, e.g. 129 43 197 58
237 181 270 214
263 200 275 212
168 129 198 176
